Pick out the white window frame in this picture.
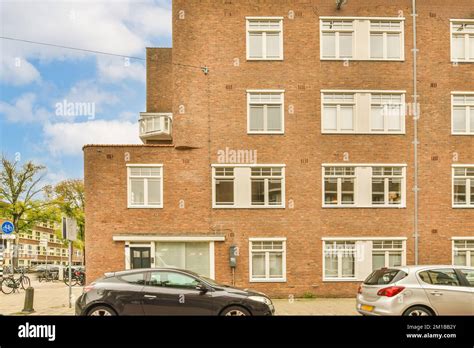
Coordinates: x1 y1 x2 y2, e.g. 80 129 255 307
247 90 285 134
450 19 474 63
451 92 474 135
246 17 284 61
250 167 284 207
452 165 474 208
212 164 286 209
371 240 404 270
249 238 286 282
323 166 356 207
213 167 235 207
322 164 407 208
369 93 405 133
320 17 405 61
323 240 357 281
320 19 354 60
371 167 404 207
322 237 407 282
321 92 356 133
127 164 164 209
452 237 474 266
369 20 404 60
321 90 406 134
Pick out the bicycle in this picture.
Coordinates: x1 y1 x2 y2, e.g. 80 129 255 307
38 269 58 282
0 272 30 294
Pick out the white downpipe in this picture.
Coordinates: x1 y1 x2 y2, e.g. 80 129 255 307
412 0 419 265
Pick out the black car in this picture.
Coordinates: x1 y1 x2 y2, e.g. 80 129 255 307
75 268 274 316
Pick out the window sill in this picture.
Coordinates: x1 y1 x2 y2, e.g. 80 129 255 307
250 279 286 283
213 205 286 209
248 131 285 135
451 133 474 136
322 205 406 209
322 131 405 135
452 205 474 209
247 58 284 61
451 60 474 64
127 205 163 209
320 58 405 62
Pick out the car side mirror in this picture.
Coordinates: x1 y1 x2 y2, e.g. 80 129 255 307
196 283 208 293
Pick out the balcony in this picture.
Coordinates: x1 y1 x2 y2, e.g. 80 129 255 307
139 113 173 143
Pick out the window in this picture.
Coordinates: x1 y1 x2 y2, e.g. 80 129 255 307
321 91 405 134
323 165 406 208
213 165 285 208
370 21 403 60
371 167 403 206
453 240 474 267
251 167 283 206
370 94 403 132
120 272 146 285
460 269 474 286
321 20 354 59
452 94 474 134
214 167 235 206
149 271 200 289
323 239 406 281
155 242 211 277
418 269 461 287
453 167 474 207
320 17 404 61
451 20 474 62
250 239 286 282
247 91 284 133
322 93 355 132
372 240 403 270
247 18 283 60
323 167 355 206
127 166 163 208
324 241 356 279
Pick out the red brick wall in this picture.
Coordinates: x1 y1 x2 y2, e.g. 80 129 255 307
84 0 474 298
147 48 173 113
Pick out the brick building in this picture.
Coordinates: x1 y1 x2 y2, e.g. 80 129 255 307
83 0 474 297
0 220 84 269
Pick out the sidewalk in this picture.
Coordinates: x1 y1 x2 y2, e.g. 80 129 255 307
0 279 81 315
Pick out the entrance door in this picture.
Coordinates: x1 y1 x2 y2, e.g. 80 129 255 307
130 247 151 269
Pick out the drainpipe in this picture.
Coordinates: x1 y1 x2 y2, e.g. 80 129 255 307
412 0 419 265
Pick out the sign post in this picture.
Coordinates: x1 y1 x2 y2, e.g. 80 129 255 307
1 221 15 277
62 217 78 309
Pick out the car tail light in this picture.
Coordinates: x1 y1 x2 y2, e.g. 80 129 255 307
83 284 95 293
377 286 405 297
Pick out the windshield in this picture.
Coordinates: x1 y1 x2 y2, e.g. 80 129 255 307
201 276 226 287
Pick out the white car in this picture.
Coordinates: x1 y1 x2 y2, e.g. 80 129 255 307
357 265 474 316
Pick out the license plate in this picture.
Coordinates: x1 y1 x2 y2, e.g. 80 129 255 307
361 305 374 312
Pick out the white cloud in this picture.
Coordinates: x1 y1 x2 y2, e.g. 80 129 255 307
0 93 51 123
97 56 146 83
0 0 172 85
43 120 142 156
0 54 41 86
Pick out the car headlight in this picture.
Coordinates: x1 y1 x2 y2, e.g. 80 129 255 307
248 296 272 306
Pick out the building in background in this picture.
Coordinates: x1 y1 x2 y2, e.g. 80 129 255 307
83 0 473 297
0 219 84 268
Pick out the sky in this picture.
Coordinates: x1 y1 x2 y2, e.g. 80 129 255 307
0 0 172 185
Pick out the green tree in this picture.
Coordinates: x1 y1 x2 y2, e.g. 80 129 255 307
45 179 85 241
0 156 51 269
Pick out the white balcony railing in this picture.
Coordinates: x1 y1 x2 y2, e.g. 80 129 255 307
139 113 173 142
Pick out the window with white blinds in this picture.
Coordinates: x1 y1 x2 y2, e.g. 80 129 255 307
247 18 283 60
247 91 284 133
451 20 474 62
452 93 474 134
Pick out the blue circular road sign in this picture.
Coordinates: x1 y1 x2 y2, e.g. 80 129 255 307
1 221 14 234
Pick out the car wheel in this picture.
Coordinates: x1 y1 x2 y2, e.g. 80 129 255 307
403 306 433 316
221 306 251 316
87 306 117 316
